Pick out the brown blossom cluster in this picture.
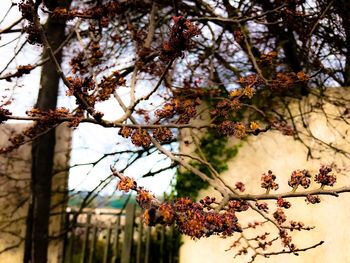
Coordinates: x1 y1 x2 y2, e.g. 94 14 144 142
289 221 306 231
118 127 173 148
4 65 34 82
255 202 269 213
155 97 200 124
273 208 286 224
238 74 265 91
116 176 136 192
143 203 175 226
235 182 246 192
152 127 173 143
210 98 242 119
96 71 126 102
227 200 249 212
65 77 106 119
258 51 278 66
279 229 293 249
288 169 311 189
261 170 279 191
118 126 132 138
315 165 336 187
305 194 321 204
218 121 247 138
0 107 11 124
51 1 122 21
277 197 291 209
19 1 43 45
0 108 72 153
131 129 151 148
161 16 200 60
268 71 309 91
70 52 88 75
173 198 242 238
114 171 242 239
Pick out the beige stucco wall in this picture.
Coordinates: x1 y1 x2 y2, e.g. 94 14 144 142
0 123 71 263
179 88 350 263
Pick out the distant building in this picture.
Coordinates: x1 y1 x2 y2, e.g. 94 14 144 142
0 123 71 263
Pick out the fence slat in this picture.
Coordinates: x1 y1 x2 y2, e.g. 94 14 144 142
103 225 112 263
160 226 165 263
168 226 174 263
144 226 151 263
88 225 97 263
111 216 121 263
121 203 136 263
136 220 144 263
67 212 75 263
81 213 92 263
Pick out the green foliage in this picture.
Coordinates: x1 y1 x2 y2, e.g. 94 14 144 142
175 130 240 200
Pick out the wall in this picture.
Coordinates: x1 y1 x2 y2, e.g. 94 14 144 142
179 88 350 263
0 123 71 263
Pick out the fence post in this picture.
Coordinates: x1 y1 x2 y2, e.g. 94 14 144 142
121 203 136 263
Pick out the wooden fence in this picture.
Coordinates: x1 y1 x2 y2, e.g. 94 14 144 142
62 203 180 263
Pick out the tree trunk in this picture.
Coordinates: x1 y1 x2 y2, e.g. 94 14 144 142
23 1 69 262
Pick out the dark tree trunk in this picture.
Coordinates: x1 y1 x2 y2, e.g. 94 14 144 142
23 1 70 262
334 0 350 86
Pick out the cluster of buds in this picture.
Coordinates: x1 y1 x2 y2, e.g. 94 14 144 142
227 200 249 212
261 170 279 191
273 208 286 224
315 165 336 187
288 169 311 189
96 71 126 102
152 127 173 143
269 71 309 91
174 198 242 238
305 194 321 204
52 1 121 20
235 182 246 192
1 108 73 153
289 221 306 231
210 99 241 119
0 107 11 124
155 97 200 124
256 202 269 213
4 64 34 82
131 129 152 148
218 121 247 138
161 16 200 60
114 171 242 239
116 175 137 193
277 197 291 209
118 127 173 147
279 229 293 248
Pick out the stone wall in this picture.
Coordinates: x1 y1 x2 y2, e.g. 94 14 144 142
179 88 350 263
0 123 71 263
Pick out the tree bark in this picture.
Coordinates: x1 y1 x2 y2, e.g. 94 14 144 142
23 1 69 262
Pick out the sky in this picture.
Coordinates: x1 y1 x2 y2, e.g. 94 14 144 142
0 0 175 196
